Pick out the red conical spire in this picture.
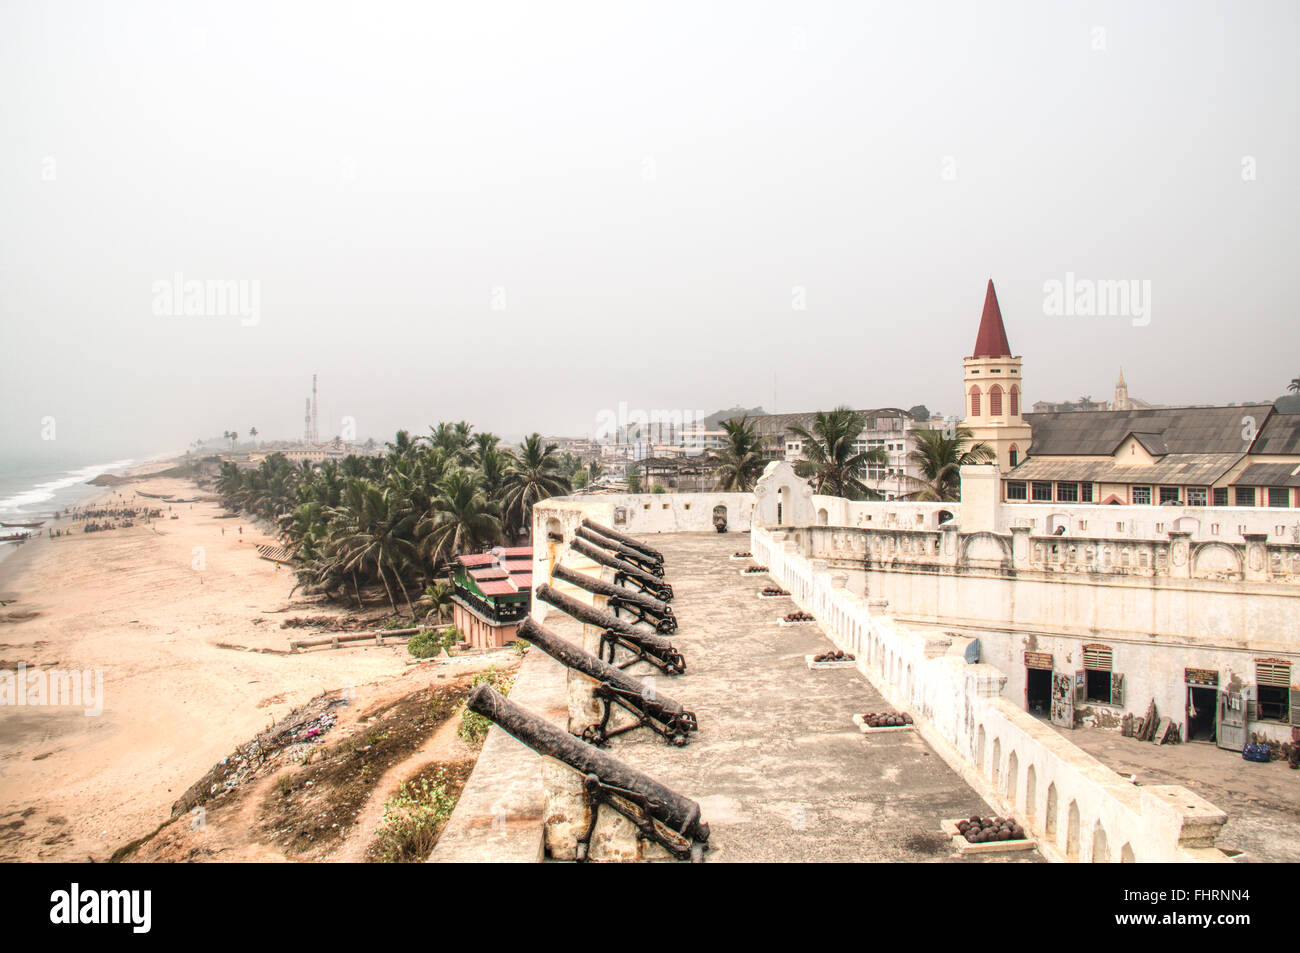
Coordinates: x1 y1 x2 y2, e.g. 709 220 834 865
971 279 1013 358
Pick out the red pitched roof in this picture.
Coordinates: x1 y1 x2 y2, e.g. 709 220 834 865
971 279 1013 359
469 568 508 581
502 559 533 574
501 547 533 558
458 553 496 568
477 579 519 597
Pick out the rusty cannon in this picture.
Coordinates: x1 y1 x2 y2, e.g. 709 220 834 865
570 538 674 602
574 526 664 577
550 562 677 634
518 617 696 746
580 519 663 564
467 684 710 861
535 583 684 675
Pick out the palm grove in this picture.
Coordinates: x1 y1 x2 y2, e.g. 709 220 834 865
216 424 576 617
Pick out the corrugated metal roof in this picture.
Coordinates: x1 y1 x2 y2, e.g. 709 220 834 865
1251 413 1300 455
1024 405 1272 456
1006 453 1241 485
743 408 914 438
477 579 521 597
1234 462 1300 488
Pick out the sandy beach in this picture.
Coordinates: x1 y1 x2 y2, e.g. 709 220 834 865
0 463 418 861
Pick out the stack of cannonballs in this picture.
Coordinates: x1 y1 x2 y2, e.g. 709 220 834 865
860 711 912 728
957 815 1025 844
761 586 791 596
733 551 753 558
784 610 816 622
742 565 769 574
813 649 854 662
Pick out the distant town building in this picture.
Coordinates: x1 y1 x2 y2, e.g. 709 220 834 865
1031 368 1161 414
737 408 926 499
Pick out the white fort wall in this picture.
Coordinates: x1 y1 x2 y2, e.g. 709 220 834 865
750 523 1229 863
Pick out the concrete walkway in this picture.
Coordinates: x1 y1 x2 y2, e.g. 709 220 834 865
543 532 1041 862
1049 724 1300 863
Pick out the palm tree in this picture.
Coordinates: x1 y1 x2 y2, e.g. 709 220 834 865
499 434 571 539
325 480 420 615
588 460 604 484
1289 377 1300 394
420 579 455 624
419 469 504 569
249 426 259 446
785 407 886 499
473 431 500 464
712 416 764 491
626 464 642 494
906 426 995 501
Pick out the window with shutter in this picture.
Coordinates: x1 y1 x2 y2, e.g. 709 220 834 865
1083 644 1113 671
1256 659 1292 687
1256 661 1292 722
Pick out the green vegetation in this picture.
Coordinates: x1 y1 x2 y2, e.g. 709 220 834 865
407 629 442 659
407 626 461 658
215 424 572 616
712 416 764 491
906 426 995 501
457 667 516 745
372 771 459 862
786 407 887 500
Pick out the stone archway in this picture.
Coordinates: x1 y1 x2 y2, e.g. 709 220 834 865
1066 800 1081 860
1092 822 1109 863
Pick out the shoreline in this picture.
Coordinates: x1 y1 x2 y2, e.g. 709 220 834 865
0 462 412 861
0 453 188 576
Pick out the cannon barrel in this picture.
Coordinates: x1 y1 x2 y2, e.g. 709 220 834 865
570 538 673 600
467 684 708 843
535 583 684 673
551 562 673 619
575 527 664 576
536 584 660 642
518 617 692 729
581 519 663 563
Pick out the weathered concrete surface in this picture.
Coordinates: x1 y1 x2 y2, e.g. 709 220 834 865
543 531 1041 862
429 645 566 862
1049 724 1300 863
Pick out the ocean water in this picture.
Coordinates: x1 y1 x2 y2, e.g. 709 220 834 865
0 456 138 561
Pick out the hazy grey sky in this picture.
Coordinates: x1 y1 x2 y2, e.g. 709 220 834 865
2 0 1297 460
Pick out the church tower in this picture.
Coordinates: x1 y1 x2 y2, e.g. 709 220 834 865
1112 368 1130 411
961 280 1032 474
